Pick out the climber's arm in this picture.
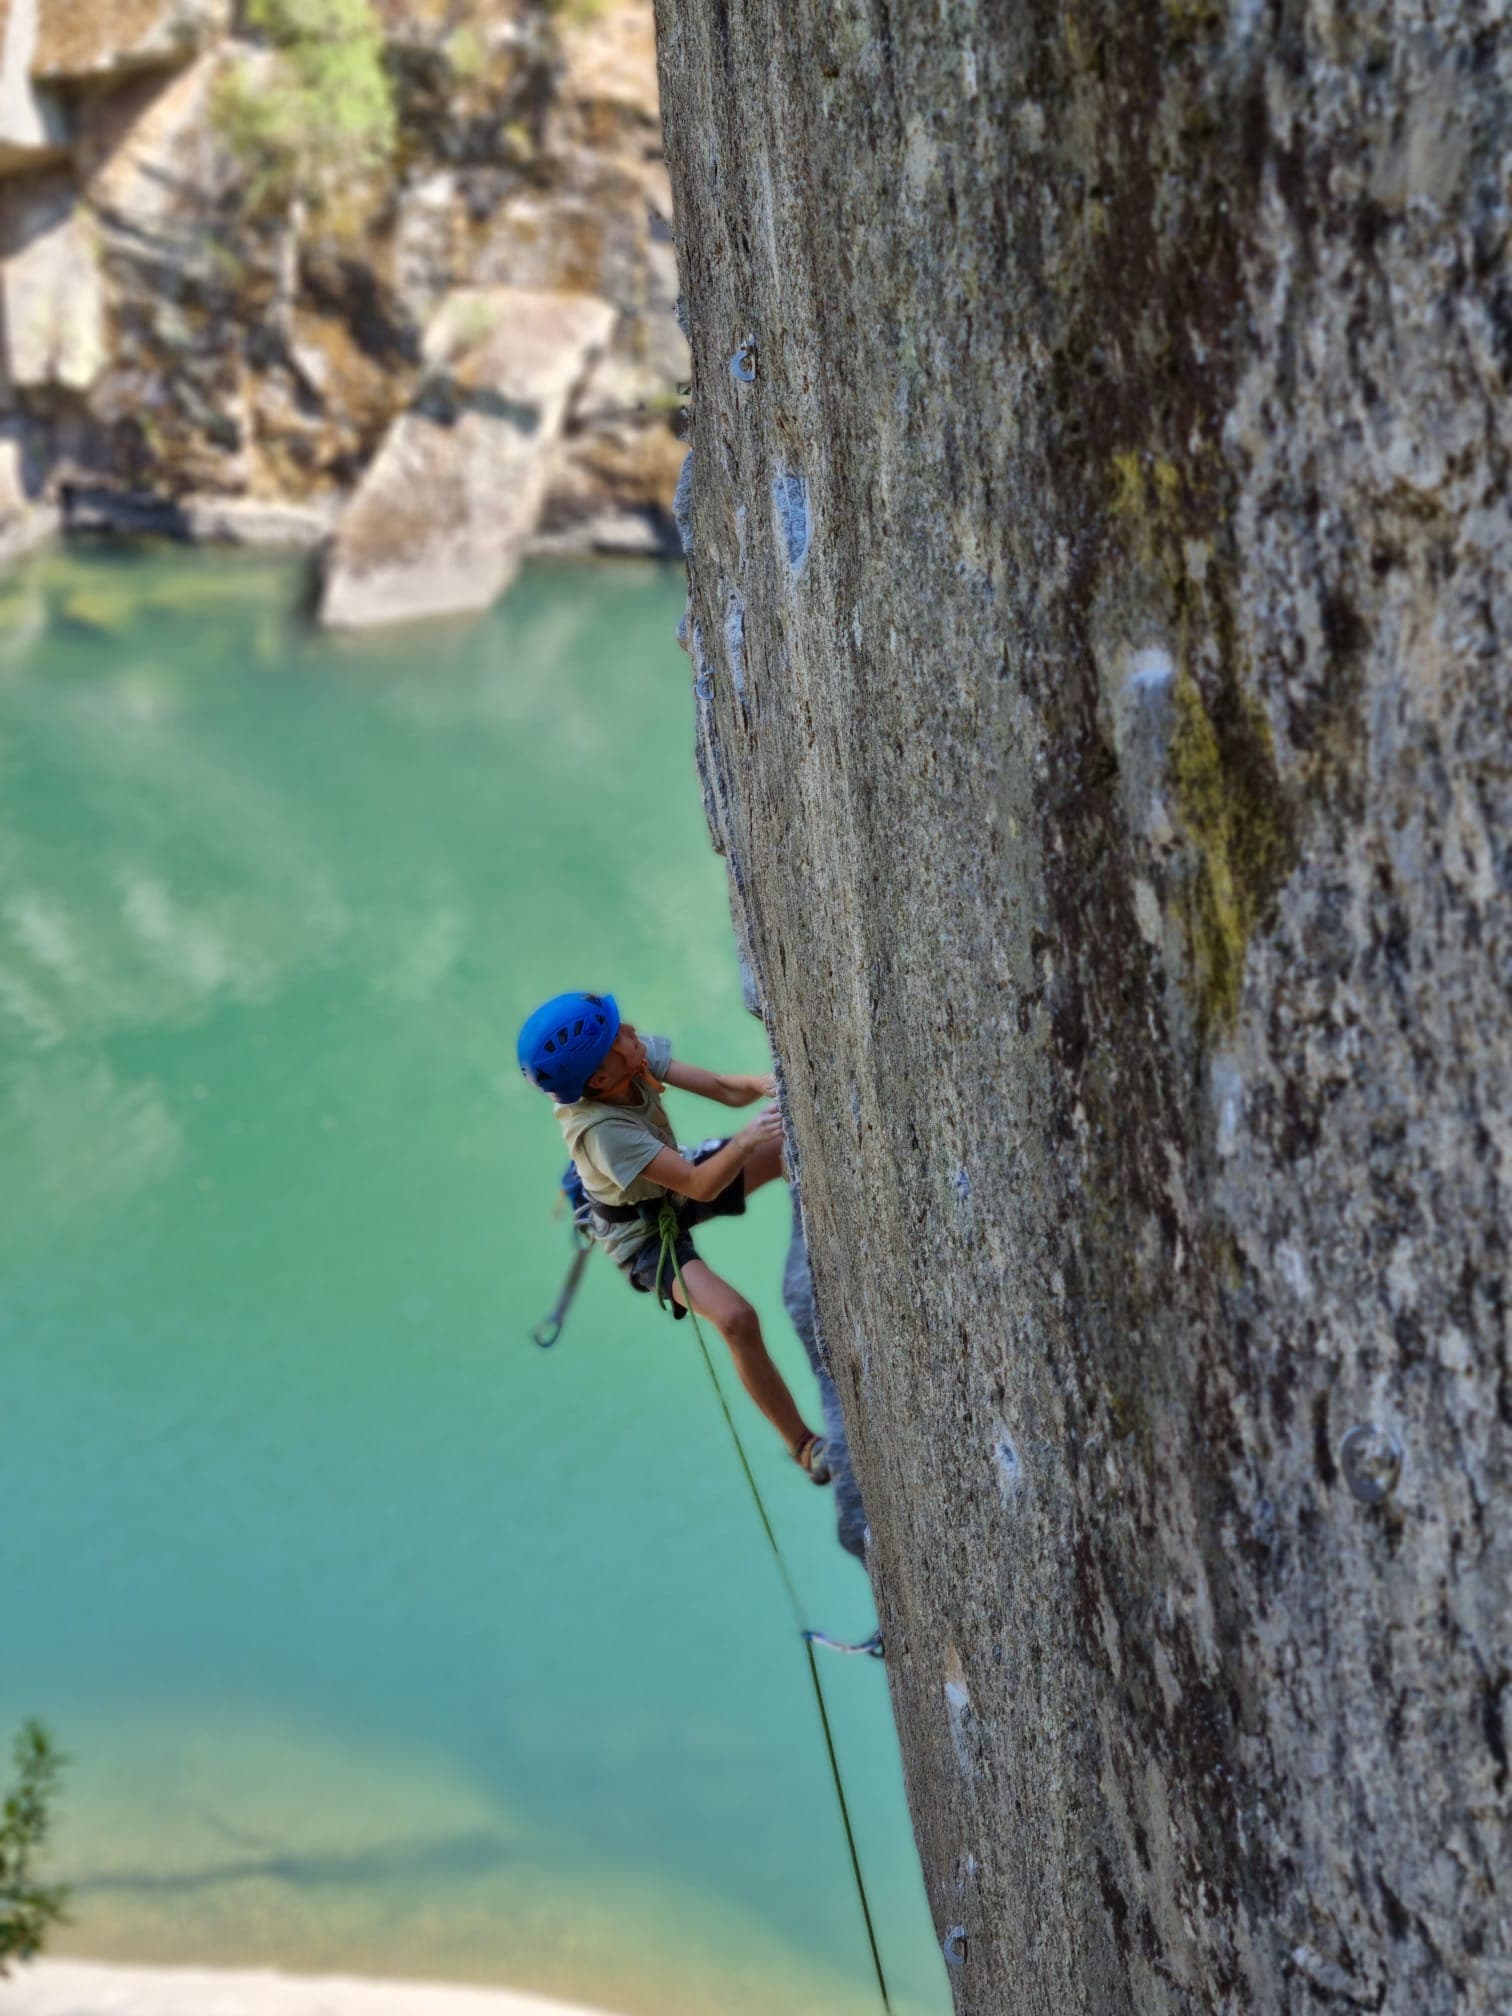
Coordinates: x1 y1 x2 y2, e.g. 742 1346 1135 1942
664 1058 776 1107
642 1107 782 1202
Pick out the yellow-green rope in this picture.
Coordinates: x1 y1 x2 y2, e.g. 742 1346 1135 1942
655 1203 892 2015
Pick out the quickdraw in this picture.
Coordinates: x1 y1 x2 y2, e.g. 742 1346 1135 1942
803 1628 885 1660
529 1164 596 1348
531 1234 591 1349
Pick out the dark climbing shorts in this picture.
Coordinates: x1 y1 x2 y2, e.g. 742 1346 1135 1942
622 1139 747 1322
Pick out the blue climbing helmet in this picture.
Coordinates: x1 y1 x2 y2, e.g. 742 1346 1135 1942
517 992 620 1102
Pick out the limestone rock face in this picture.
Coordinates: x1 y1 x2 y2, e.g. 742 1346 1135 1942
534 344 686 552
0 171 105 395
319 286 615 629
655 1 1511 2011
556 0 662 144
780 1191 869 1566
0 422 23 511
31 0 230 81
0 0 68 170
80 51 222 234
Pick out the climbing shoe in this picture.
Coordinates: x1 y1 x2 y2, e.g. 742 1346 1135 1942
795 1433 833 1486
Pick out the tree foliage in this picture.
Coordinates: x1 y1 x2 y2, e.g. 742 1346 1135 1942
0 1722 67 1977
215 0 397 222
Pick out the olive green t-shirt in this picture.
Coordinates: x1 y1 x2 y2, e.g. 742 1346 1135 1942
555 1034 677 1266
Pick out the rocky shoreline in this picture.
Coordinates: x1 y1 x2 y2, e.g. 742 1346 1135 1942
0 0 687 628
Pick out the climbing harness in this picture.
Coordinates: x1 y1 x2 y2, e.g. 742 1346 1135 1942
653 1201 893 2015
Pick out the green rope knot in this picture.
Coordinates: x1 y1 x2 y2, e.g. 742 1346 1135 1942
654 1198 681 1311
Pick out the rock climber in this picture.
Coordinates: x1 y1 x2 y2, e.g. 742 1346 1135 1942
518 990 832 1484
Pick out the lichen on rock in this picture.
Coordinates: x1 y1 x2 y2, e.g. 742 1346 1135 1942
1165 666 1293 1038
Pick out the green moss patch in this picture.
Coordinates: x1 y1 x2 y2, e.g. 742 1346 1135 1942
1169 670 1293 1038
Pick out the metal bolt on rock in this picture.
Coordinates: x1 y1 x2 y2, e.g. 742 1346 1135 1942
1340 1424 1403 1505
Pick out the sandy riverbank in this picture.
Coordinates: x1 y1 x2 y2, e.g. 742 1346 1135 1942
3 1962 629 2016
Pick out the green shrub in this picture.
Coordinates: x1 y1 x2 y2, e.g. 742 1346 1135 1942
216 0 397 222
0 1722 67 1977
444 22 488 81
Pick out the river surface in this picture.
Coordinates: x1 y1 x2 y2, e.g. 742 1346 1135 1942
0 547 949 2016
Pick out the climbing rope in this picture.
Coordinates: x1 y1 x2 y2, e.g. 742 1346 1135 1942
654 1202 893 2015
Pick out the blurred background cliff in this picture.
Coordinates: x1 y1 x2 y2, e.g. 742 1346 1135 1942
0 0 688 616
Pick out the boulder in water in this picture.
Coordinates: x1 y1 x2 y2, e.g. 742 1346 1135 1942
319 286 617 631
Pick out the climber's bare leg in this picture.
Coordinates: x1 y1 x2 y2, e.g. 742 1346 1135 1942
671 1256 810 1452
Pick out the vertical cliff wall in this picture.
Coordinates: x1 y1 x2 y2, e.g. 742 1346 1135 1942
654 3 1510 2010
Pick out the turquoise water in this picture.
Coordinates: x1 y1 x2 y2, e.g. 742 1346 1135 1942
0 548 948 2016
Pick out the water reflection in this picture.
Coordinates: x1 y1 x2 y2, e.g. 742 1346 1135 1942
0 548 948 2016
7 1052 181 1204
